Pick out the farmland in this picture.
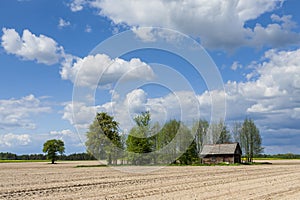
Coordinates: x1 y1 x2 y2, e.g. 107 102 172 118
1 160 300 199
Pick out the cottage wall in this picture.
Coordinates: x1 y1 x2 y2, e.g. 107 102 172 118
234 154 241 163
202 154 236 164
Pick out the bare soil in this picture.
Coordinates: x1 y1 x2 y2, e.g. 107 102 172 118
1 160 300 199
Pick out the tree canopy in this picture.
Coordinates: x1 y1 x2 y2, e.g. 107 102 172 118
85 111 263 165
86 112 123 165
126 111 153 165
43 139 65 164
233 118 264 162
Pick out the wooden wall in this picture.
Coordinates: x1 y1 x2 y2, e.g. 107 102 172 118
202 154 240 164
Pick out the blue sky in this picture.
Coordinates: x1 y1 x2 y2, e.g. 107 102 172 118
0 0 300 155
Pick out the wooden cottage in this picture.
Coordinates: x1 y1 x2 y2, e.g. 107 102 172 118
200 143 242 164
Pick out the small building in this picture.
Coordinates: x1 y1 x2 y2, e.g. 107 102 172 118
200 143 242 164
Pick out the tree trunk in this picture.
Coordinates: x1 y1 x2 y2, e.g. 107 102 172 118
51 159 55 164
108 154 112 165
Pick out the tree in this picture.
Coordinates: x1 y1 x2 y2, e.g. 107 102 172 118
232 121 242 144
217 123 231 144
240 118 264 162
192 119 209 155
155 119 180 164
86 112 123 165
176 124 198 165
43 139 65 164
126 111 153 165
154 119 198 164
150 122 161 164
206 120 231 144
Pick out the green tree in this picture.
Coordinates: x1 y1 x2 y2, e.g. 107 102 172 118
217 123 231 144
232 121 242 144
154 120 198 164
207 120 231 144
43 139 65 164
126 111 153 165
155 119 180 164
150 122 161 164
240 118 264 162
86 112 123 165
192 120 209 155
176 124 198 165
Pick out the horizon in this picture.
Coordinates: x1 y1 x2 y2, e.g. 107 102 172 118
1 0 300 155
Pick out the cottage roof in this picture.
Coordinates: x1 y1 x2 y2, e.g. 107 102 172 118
200 143 241 155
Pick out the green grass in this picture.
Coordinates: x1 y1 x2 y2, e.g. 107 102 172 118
0 160 49 163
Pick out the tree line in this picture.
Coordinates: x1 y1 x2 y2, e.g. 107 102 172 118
85 111 264 165
256 153 300 159
2 151 299 161
0 152 96 161
0 112 265 164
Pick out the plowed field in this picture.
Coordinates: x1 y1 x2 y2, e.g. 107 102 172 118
1 160 300 199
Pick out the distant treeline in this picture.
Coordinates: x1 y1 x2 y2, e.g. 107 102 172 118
1 151 299 161
255 153 300 159
0 152 96 161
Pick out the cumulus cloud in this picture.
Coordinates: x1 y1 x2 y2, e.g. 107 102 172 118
251 15 300 48
125 89 147 113
60 54 155 88
50 129 73 135
62 101 101 129
58 18 71 28
132 27 156 42
231 61 242 71
76 0 299 50
63 48 300 142
69 0 88 12
63 88 203 133
2 28 153 89
1 28 63 65
218 48 300 132
0 133 31 147
0 95 51 130
246 49 300 123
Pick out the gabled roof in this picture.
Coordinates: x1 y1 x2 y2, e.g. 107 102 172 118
200 143 241 156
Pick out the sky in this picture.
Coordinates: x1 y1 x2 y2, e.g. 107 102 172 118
0 0 300 155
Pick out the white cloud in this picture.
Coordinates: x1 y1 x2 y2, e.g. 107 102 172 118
65 89 201 132
85 25 92 33
60 54 155 88
1 28 155 91
58 18 71 28
270 14 297 30
62 101 101 129
231 61 242 71
131 27 186 44
0 95 51 130
218 49 300 131
68 0 88 12
82 0 299 50
132 27 156 42
50 129 73 135
125 89 147 113
66 48 300 133
251 15 300 48
1 28 63 65
0 133 31 147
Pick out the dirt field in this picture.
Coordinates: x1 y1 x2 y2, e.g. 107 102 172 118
1 160 300 199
